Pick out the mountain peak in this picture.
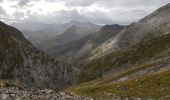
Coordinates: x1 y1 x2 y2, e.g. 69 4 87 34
100 24 125 32
69 20 81 25
70 25 79 29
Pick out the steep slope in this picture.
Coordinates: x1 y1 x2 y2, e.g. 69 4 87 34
0 21 78 89
77 33 170 83
80 3 170 61
67 3 170 99
46 34 92 63
46 24 125 64
68 33 170 99
77 24 125 60
71 3 170 66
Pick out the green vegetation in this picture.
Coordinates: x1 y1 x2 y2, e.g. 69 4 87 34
69 70 170 99
77 33 170 83
68 33 170 99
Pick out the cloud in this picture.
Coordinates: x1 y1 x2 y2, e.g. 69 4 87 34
44 0 170 8
13 11 25 21
17 7 148 25
6 0 40 7
64 0 97 7
1 0 170 24
18 0 29 6
0 7 6 15
0 6 8 22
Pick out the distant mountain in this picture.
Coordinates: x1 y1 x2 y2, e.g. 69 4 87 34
0 21 78 89
12 21 101 47
40 21 101 50
40 25 81 49
46 24 125 64
11 22 58 31
22 29 61 46
46 34 93 63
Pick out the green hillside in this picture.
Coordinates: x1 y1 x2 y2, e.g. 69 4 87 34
77 33 170 83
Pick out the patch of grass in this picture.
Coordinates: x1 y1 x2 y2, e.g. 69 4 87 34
71 70 170 99
97 60 166 85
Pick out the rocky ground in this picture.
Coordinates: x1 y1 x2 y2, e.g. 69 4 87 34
0 87 93 100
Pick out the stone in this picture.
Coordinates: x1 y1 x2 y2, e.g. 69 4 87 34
1 94 9 100
0 87 92 100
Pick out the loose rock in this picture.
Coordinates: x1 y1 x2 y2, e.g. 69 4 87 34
0 87 92 100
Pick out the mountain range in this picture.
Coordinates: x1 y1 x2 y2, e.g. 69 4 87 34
12 21 101 47
46 24 125 64
1 3 170 100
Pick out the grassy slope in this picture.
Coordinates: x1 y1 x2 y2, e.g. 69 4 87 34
77 33 170 83
70 70 170 99
67 34 170 99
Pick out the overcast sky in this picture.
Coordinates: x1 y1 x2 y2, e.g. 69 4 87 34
0 0 170 25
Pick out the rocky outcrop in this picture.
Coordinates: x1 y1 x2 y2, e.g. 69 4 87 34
0 87 92 100
0 21 78 89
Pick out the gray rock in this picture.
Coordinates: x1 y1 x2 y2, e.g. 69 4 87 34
0 87 92 100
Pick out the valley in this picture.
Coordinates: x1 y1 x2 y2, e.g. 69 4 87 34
0 1 170 100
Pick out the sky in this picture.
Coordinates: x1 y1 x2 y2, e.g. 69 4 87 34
0 0 170 25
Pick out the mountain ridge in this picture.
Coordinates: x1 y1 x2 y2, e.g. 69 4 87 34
0 21 78 90
12 21 101 47
46 24 125 64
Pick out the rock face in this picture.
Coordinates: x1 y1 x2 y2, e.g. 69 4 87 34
0 21 78 89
